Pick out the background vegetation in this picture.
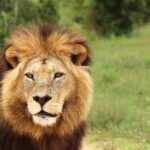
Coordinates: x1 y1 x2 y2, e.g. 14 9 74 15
0 0 150 149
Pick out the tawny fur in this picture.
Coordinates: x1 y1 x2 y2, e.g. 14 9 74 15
0 24 92 150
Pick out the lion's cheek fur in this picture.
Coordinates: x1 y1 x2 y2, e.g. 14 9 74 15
0 63 33 136
56 69 93 136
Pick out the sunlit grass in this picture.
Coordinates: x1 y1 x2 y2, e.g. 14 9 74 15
87 24 150 149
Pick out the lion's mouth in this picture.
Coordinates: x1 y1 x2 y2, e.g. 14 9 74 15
36 110 58 118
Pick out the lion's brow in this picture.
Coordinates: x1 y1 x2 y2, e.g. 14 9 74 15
42 59 47 65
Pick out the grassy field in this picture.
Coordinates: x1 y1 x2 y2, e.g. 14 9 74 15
85 25 150 150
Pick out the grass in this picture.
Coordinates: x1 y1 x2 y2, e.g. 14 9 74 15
86 25 150 149
86 131 150 150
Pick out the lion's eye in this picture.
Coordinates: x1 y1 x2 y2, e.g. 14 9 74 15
54 72 64 79
25 73 34 80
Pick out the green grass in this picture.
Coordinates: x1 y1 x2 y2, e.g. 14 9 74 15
87 131 150 150
86 24 150 149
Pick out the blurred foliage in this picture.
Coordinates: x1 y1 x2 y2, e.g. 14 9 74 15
56 0 150 36
1 0 150 44
92 0 150 36
0 0 58 47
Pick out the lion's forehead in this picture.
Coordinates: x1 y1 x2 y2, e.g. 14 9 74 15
25 57 67 73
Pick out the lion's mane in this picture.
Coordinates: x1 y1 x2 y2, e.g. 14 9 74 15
0 24 92 150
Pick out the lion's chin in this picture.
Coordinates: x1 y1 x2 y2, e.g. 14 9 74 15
27 102 63 126
33 114 58 127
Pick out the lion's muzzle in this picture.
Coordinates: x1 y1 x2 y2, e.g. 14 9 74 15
33 95 52 106
27 95 63 127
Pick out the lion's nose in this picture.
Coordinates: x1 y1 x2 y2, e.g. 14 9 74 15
33 95 52 106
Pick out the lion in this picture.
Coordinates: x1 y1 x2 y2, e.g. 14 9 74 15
0 24 92 150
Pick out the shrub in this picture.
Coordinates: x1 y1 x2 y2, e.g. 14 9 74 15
0 0 59 48
92 0 147 36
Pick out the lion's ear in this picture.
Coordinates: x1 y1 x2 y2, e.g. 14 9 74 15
71 44 88 66
5 46 20 68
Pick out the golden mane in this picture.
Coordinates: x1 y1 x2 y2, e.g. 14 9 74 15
5 24 91 68
0 24 92 150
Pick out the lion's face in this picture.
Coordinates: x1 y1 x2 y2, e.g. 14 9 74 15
24 57 74 126
0 24 92 139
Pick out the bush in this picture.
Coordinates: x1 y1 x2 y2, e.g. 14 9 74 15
92 0 148 36
0 0 59 48
145 0 150 22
